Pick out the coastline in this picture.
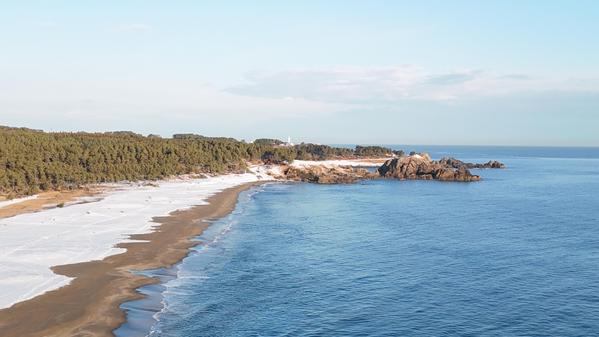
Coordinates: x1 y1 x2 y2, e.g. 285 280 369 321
0 155 489 336
0 182 261 337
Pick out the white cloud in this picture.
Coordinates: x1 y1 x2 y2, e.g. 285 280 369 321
0 78 346 136
2 65 598 145
226 67 599 104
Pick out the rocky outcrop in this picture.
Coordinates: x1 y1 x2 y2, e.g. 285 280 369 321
438 157 505 169
475 160 505 169
280 153 503 184
283 165 377 184
377 154 481 182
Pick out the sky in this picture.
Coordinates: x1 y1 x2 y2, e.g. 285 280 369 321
1 1 598 146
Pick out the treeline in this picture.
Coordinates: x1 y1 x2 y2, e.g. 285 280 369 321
0 127 261 196
0 126 398 196
355 145 403 157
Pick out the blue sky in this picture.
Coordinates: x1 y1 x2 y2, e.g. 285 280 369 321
1 1 598 145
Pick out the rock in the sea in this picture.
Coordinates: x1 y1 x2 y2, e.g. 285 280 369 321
377 154 481 182
478 160 505 169
438 157 505 169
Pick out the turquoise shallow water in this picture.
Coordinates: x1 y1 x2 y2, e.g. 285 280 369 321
116 147 599 337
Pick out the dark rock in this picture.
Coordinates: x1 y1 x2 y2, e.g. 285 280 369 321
281 152 501 184
438 157 505 169
479 160 505 169
438 157 466 168
378 154 481 182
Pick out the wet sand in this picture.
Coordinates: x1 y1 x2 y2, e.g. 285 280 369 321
0 182 259 337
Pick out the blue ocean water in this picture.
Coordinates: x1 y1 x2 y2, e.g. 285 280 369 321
116 147 599 337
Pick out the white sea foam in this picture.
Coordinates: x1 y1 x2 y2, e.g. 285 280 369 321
0 170 274 309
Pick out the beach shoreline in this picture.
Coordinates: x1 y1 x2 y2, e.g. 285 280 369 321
0 157 416 336
0 182 261 337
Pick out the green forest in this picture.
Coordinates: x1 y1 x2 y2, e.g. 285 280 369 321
0 126 397 197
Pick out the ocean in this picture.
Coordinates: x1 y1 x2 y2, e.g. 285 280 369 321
115 146 599 337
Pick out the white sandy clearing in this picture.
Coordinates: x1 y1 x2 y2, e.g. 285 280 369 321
253 164 286 178
0 170 274 309
291 159 387 168
0 195 39 209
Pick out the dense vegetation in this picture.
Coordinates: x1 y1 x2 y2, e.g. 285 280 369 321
253 138 284 146
0 126 398 197
355 145 403 157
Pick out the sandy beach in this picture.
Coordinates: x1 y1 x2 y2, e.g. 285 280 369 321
0 160 378 337
0 187 102 219
0 182 260 337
